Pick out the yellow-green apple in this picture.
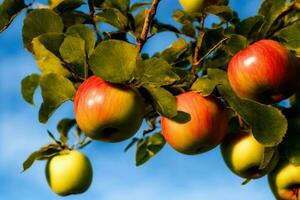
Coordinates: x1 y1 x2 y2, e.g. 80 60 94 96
45 150 93 196
221 131 279 179
179 0 218 13
161 91 228 155
74 75 144 142
269 159 300 200
228 39 300 104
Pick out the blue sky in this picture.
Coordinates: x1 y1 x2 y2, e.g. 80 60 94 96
0 0 275 199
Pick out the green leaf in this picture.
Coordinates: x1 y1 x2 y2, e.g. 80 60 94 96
258 0 289 38
39 73 76 123
136 132 166 166
21 74 40 105
59 35 87 78
207 69 287 146
171 111 191 124
89 40 139 83
140 58 180 86
274 21 300 56
191 77 218 96
236 15 264 39
31 33 71 77
144 85 177 118
130 2 151 12
66 24 96 57
22 9 64 51
60 11 89 28
160 38 190 64
223 34 248 56
96 8 129 30
0 0 26 32
204 5 235 22
22 144 61 172
172 10 196 37
99 0 130 14
57 118 76 143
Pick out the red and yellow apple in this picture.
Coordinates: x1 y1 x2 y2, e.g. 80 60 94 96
74 75 144 142
228 39 300 104
268 159 300 200
161 91 228 155
221 131 279 179
179 0 218 13
45 150 93 196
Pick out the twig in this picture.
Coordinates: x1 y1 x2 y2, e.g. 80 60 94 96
0 2 30 33
88 0 101 41
136 0 161 52
191 16 205 74
194 37 229 66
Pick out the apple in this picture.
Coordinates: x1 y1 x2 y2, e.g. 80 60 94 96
45 150 93 196
221 131 279 179
161 91 228 155
74 75 145 142
179 0 218 13
228 39 300 104
268 159 300 200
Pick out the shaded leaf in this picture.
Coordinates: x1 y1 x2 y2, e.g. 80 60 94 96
22 9 64 51
144 85 177 118
57 118 76 143
39 73 76 123
160 38 190 64
21 74 40 105
59 35 87 78
66 24 96 57
136 132 166 166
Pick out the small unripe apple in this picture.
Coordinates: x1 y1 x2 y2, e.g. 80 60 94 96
221 131 279 179
179 0 218 13
228 39 300 104
161 91 228 155
45 150 93 196
268 159 300 200
74 76 145 142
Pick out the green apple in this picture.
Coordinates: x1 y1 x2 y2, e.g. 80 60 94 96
179 0 218 13
45 150 93 196
269 159 300 200
221 131 279 179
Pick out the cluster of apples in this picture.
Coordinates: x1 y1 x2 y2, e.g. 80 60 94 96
45 0 300 198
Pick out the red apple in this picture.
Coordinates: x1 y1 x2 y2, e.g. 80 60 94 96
161 91 228 155
74 76 145 142
228 39 300 104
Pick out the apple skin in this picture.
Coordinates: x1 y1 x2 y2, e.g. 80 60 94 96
221 131 279 179
179 0 218 13
45 150 93 196
268 159 300 200
74 75 145 142
161 91 228 155
228 39 300 104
